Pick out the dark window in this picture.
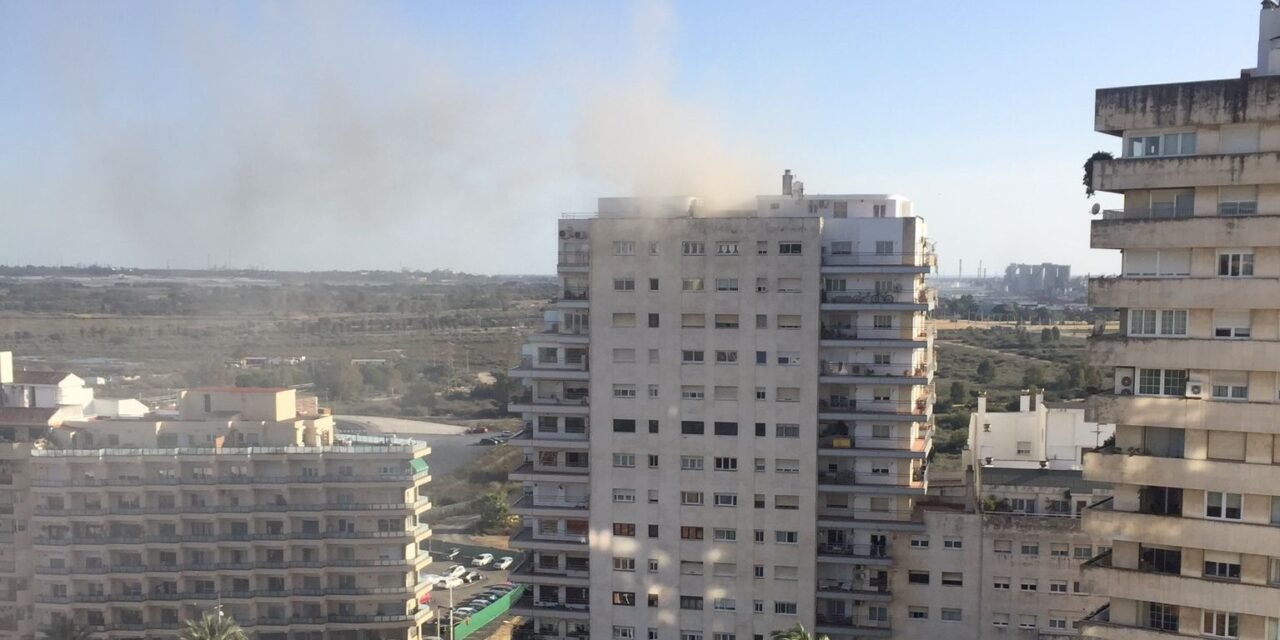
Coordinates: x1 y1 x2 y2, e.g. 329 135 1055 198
713 422 738 436
681 421 704 435
1139 546 1181 575
613 523 635 537
680 526 704 540
756 351 767 365
612 591 635 606
649 278 659 291
613 419 636 433
648 420 659 434
647 594 658 607
648 313 659 328
908 571 929 585
755 423 766 437
1138 486 1183 516
679 596 703 610
203 394 212 413
1146 602 1178 632
647 524 659 538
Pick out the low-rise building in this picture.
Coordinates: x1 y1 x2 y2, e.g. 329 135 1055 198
970 392 1114 471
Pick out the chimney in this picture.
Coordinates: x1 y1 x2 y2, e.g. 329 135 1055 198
782 169 793 196
1259 0 1280 75
0 352 11 385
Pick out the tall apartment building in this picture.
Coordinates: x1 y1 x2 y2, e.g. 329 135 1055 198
508 174 937 640
0 371 435 640
1080 5 1280 638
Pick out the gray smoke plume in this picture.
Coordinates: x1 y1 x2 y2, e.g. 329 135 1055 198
0 0 776 272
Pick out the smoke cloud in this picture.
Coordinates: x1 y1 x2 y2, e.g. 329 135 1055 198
0 1 776 272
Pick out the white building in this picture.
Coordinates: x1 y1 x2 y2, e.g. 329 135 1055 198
508 172 937 640
969 392 1114 471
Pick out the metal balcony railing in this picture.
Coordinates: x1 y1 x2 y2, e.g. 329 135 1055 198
816 543 889 559
516 356 588 372
34 501 428 516
30 444 416 457
819 361 930 378
31 471 427 488
818 398 931 415
557 252 590 267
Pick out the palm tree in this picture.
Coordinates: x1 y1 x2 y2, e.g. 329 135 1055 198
41 618 90 640
770 624 829 640
180 611 246 640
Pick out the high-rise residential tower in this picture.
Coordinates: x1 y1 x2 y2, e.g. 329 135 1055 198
1081 4 1280 638
509 174 937 640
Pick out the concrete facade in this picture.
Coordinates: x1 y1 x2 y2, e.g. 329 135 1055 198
508 176 937 640
1081 7 1280 638
969 393 1114 471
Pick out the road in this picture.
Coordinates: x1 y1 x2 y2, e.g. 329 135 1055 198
336 415 491 479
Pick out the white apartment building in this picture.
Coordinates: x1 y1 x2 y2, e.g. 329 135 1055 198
969 392 1114 471
1080 5 1280 638
0 370 434 640
508 173 937 640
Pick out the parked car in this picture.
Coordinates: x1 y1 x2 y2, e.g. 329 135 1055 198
497 430 514 438
471 553 494 567
464 426 489 434
492 556 515 570
431 576 464 590
462 570 484 584
450 606 475 618
438 548 460 560
443 564 467 579
477 437 502 446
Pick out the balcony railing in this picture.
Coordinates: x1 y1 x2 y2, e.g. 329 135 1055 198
34 500 428 516
818 398 930 415
816 543 889 559
513 392 589 406
820 361 930 378
513 495 590 510
821 250 935 269
31 471 427 488
537 322 589 336
556 252 590 267
818 435 923 451
37 558 420 575
556 289 588 302
818 470 923 487
30 444 416 458
516 357 588 372
35 525 429 546
814 614 891 630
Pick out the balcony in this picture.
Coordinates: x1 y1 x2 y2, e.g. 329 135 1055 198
818 398 931 422
556 251 589 272
509 357 590 382
819 326 928 349
509 392 590 416
509 528 588 551
819 361 931 385
1095 76 1280 133
1088 392 1280 432
1084 498 1280 555
1091 212 1280 251
509 559 590 588
512 428 590 449
35 558 420 575
509 462 589 482
1089 275 1280 309
818 470 926 495
820 288 934 311
818 435 929 458
816 543 892 565
1082 550 1280 618
552 289 589 309
1091 152 1280 193
821 250 935 274
814 614 892 638
510 495 590 519
507 593 590 621
816 508 925 532
534 322 589 344
32 501 427 517
1084 449 1280 495
1088 333 1280 372
33 525 430 547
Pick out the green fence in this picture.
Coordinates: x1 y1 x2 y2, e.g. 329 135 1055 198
450 583 525 640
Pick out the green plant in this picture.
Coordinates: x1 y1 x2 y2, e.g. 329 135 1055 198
1083 150 1114 198
180 611 246 640
476 492 512 534
770 624 830 640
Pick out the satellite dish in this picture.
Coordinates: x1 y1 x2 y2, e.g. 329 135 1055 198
1090 203 1101 215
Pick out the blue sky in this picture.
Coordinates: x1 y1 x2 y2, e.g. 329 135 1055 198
0 1 1261 274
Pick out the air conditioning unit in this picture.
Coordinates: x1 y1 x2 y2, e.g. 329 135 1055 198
1186 375 1207 399
1115 367 1135 396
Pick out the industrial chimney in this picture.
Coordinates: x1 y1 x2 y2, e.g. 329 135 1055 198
1258 0 1280 75
782 169 793 196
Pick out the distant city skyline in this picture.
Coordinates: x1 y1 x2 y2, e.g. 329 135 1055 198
0 1 1261 274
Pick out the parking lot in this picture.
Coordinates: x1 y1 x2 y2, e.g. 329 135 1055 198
421 544 524 635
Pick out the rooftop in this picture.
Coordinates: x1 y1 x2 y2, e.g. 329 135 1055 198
0 406 59 426
981 467 1108 493
188 387 290 394
12 370 73 385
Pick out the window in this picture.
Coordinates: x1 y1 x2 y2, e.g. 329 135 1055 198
873 315 895 330
614 277 635 291
647 489 658 503
1074 545 1093 559
1019 615 1038 630
874 240 894 255
755 387 766 400
613 453 635 468
680 526 704 540
1020 580 1037 592
1127 131 1196 158
1205 557 1242 580
648 454 659 468
680 633 702 640
647 313 659 328
648 348 659 363
992 577 1010 590
679 595 703 610
943 538 962 550
681 350 704 364
910 537 929 549
681 492 704 506
909 607 928 620
1212 371 1248 400
681 385 705 400
941 609 962 622
776 387 800 402
1219 185 1258 216
1147 602 1178 631
1138 368 1188 396
1218 250 1255 277
756 240 768 255
616 627 636 639
613 557 636 572
648 384 658 398
755 422 766 437
777 314 801 329
1215 310 1253 339
778 242 802 255
613 384 636 399
715 350 738 363
681 241 705 256
613 419 636 433
833 201 848 217
681 421 704 435
1207 492 1243 520
648 524 659 537
682 277 704 291
778 278 801 293
714 493 738 507
755 278 768 293
648 559 659 572
681 313 706 328
1203 611 1238 638
612 591 636 606
1049 618 1067 630
775 459 799 474
941 572 963 587
776 352 800 366
713 598 736 611
1130 309 1188 336
714 386 737 402
1051 543 1069 557
753 529 765 543
774 495 799 510
713 528 737 541
613 348 636 363
775 531 798 544
993 613 1010 628
1015 440 1033 455
776 424 799 438
774 602 797 615
993 539 1012 553
613 523 635 537
649 241 660 255
873 203 887 217
649 278 659 291
714 456 738 470
715 278 739 292
872 424 893 439
716 242 739 256
872 352 890 365
830 241 852 255
1021 543 1039 556
613 241 636 255
908 571 929 585
680 456 704 470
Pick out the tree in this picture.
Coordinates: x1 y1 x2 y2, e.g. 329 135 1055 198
1022 364 1044 388
42 619 91 640
476 492 511 534
1051 326 1061 341
949 381 967 406
976 358 995 384
1040 328 1053 343
180 611 246 640
770 624 830 640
